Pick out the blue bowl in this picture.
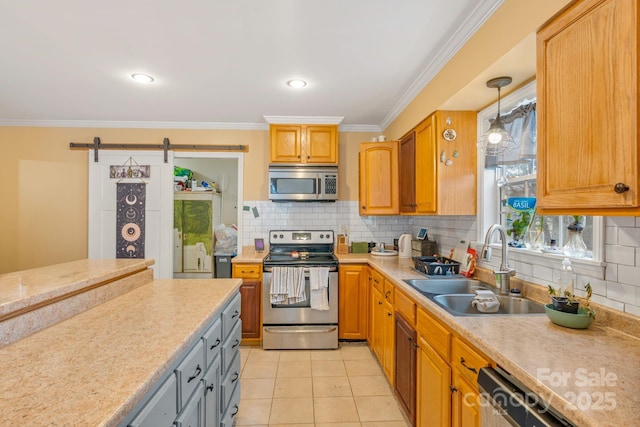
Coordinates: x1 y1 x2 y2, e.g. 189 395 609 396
545 304 594 329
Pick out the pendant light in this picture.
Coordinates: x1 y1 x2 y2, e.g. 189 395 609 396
478 76 516 156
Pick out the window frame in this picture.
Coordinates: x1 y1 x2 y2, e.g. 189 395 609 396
475 80 605 279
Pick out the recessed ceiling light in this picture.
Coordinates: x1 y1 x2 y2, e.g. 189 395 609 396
287 79 307 88
131 73 155 83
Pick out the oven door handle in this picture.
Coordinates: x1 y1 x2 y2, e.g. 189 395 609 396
263 266 338 273
263 326 337 334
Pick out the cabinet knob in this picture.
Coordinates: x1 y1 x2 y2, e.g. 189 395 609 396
362 206 366 210
297 155 301 159
614 183 630 194
307 155 310 159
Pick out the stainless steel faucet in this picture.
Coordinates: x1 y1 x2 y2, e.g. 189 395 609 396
481 224 516 293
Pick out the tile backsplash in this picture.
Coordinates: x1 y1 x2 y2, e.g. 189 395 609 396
241 201 640 317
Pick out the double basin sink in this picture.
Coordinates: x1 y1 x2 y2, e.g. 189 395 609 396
403 278 545 316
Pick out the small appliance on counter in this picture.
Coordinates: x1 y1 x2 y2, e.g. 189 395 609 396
398 233 413 258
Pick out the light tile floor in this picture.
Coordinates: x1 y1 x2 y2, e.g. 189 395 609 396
236 342 410 426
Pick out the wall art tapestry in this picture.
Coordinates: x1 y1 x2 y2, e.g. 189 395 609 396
116 183 146 258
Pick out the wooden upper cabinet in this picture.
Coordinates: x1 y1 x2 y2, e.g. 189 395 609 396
270 124 338 164
399 132 417 212
536 0 640 215
359 141 400 215
408 111 477 215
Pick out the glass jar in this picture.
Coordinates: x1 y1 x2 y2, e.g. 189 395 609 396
564 215 587 258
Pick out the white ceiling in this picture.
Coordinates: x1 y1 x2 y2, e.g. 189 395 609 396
0 0 508 131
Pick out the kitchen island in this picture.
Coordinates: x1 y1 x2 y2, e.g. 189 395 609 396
0 259 242 426
338 253 640 427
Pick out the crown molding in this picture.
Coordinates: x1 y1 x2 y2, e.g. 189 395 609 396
339 124 381 133
0 119 269 130
263 116 344 125
379 0 505 131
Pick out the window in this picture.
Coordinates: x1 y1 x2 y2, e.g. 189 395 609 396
478 81 601 262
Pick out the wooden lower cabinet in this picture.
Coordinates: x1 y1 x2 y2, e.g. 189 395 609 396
452 371 480 427
395 313 417 425
232 263 262 343
417 336 451 427
338 264 369 340
369 278 395 385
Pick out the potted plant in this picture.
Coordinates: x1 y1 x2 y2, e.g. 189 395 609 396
547 282 595 319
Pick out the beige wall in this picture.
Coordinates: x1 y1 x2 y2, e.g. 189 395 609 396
384 0 572 138
0 126 376 273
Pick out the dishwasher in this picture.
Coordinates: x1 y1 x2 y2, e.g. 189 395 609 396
478 366 576 426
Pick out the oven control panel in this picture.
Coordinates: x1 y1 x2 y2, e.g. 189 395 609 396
269 230 334 245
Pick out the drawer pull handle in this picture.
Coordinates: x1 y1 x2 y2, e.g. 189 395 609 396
210 338 221 350
232 372 239 383
231 404 239 417
450 385 458 393
187 364 202 383
385 290 391 298
460 357 477 374
207 383 214 392
232 310 240 319
232 339 240 349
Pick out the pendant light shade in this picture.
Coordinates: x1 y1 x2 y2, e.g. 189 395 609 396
478 77 516 156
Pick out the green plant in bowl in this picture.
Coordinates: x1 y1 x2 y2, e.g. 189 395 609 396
546 283 596 329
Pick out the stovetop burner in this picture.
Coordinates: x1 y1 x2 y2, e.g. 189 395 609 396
264 230 338 267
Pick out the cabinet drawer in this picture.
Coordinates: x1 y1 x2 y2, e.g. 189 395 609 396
222 293 241 338
394 288 416 325
233 264 261 279
383 279 394 304
416 308 451 360
175 383 204 427
220 380 241 427
220 353 241 412
222 320 242 375
203 356 220 427
371 269 384 292
175 341 205 411
129 374 177 427
202 318 222 368
452 337 489 388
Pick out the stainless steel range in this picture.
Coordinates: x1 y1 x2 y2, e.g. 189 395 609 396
262 230 339 350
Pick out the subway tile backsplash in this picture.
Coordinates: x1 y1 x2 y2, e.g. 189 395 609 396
241 201 640 316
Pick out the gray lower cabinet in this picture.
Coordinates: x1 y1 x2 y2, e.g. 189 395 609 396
128 374 177 427
175 383 204 427
122 290 241 427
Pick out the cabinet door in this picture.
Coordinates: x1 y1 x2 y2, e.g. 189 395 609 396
451 372 480 427
382 298 395 385
305 125 337 163
370 286 384 362
395 313 417 425
270 125 302 163
414 116 437 214
338 265 368 340
417 337 451 427
239 280 261 339
537 0 639 213
399 132 416 212
359 141 399 215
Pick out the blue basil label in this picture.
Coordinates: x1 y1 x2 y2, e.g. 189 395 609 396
507 197 536 211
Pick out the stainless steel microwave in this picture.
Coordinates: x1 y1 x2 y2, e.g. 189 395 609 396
269 166 338 202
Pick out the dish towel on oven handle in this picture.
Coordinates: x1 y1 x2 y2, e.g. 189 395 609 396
270 267 306 304
309 267 330 311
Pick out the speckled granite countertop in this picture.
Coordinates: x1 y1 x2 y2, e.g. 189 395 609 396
0 266 241 426
0 259 154 320
336 253 640 427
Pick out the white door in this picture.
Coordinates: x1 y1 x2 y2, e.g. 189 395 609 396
88 151 173 278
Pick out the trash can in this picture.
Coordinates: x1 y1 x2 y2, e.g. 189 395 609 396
214 253 235 278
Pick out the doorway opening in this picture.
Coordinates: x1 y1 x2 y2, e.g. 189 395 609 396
172 152 244 279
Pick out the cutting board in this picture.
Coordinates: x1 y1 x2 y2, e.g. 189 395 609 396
451 240 470 263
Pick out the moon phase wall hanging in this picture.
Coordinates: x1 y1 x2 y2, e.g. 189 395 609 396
116 183 146 258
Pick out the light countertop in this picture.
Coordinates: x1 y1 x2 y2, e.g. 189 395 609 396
337 253 640 427
0 261 241 426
